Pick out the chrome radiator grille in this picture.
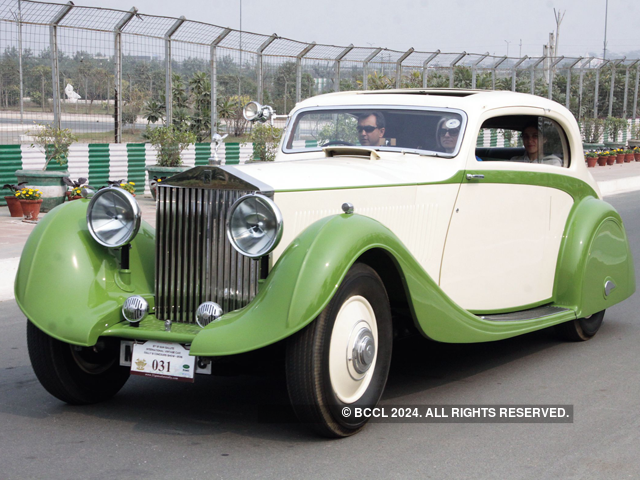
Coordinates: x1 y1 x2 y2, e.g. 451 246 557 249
155 185 260 323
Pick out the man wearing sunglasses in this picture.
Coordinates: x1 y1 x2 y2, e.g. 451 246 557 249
357 112 386 146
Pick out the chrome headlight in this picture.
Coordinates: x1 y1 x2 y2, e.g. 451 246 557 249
86 187 141 248
226 193 283 258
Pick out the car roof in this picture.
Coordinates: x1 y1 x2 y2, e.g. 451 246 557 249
292 88 567 117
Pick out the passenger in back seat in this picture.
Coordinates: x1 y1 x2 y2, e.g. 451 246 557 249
510 124 562 166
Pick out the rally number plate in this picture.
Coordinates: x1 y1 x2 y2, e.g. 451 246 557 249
130 341 195 382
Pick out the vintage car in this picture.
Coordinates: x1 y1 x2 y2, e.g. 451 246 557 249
16 89 635 437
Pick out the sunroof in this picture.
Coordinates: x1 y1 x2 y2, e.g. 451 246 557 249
360 89 479 97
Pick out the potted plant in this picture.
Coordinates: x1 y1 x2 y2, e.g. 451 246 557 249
150 176 167 201
599 151 610 166
2 182 27 217
616 148 625 164
585 151 598 168
629 123 640 149
144 125 196 197
624 149 634 162
634 146 640 161
105 179 136 196
16 187 43 222
16 124 78 212
62 177 88 201
604 117 627 149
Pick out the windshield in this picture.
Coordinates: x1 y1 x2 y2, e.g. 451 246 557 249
283 107 466 156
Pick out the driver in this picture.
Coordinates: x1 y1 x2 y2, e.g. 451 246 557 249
357 112 386 146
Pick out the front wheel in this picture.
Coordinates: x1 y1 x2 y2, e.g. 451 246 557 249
27 321 130 404
286 263 392 437
555 310 605 342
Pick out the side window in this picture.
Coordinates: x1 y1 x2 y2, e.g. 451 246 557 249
475 116 570 168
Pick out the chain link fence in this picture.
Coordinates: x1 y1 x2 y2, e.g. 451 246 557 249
1 0 639 144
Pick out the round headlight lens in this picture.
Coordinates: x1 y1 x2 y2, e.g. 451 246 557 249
243 101 261 121
86 187 141 248
226 193 283 258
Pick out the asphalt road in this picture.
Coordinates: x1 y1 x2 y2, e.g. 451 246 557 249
1 191 639 479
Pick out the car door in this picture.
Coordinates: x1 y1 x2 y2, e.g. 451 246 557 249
439 114 574 313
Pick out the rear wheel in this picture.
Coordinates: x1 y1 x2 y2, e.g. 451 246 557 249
27 321 129 404
286 263 392 437
555 310 605 342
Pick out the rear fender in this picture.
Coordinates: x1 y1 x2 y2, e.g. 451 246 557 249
554 196 635 317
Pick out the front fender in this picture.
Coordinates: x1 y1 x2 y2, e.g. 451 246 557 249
15 199 155 345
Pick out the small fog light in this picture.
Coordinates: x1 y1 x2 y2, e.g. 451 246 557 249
196 302 223 328
122 295 149 326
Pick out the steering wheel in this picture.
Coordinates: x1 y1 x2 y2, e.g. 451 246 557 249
322 140 354 147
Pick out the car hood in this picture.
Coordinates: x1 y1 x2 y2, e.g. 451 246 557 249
221 153 460 192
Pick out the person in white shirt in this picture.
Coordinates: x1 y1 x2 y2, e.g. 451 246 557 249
511 124 562 167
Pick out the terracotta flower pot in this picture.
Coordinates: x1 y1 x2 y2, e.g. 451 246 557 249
635 153 640 162
625 153 633 162
616 154 625 164
66 192 82 201
20 199 43 221
586 157 598 168
598 156 608 166
605 156 615 166
4 195 23 217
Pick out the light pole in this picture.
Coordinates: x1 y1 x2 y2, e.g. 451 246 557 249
238 0 242 97
505 40 511 58
603 0 609 60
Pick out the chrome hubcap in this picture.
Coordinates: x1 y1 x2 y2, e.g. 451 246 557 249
352 327 375 374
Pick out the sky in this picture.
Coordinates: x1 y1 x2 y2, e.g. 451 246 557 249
66 0 640 59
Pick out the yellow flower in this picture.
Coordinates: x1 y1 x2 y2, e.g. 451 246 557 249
120 183 125 187
15 192 19 196
129 182 135 185
158 178 162 182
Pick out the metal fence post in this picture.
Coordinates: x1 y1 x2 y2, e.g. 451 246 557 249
622 61 638 118
608 58 624 117
548 56 564 100
256 34 277 104
295 42 315 102
449 52 466 88
164 16 185 127
492 56 507 90
16 1 24 126
530 56 546 95
512 56 528 91
634 64 640 119
594 60 609 118
565 57 582 110
210 28 231 135
578 57 592 119
114 8 137 143
471 52 489 89
49 2 74 130
422 51 440 88
362 48 382 90
395 48 414 88
334 44 353 92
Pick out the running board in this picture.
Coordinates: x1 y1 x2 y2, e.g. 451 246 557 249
476 305 572 322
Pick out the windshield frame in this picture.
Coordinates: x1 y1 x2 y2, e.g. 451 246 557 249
282 104 469 158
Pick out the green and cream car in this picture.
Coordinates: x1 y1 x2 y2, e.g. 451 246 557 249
17 89 635 437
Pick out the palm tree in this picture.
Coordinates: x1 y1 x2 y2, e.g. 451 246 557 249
142 99 164 124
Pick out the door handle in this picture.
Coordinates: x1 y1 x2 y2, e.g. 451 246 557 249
466 174 485 180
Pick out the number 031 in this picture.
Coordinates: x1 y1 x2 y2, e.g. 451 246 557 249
152 360 170 372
